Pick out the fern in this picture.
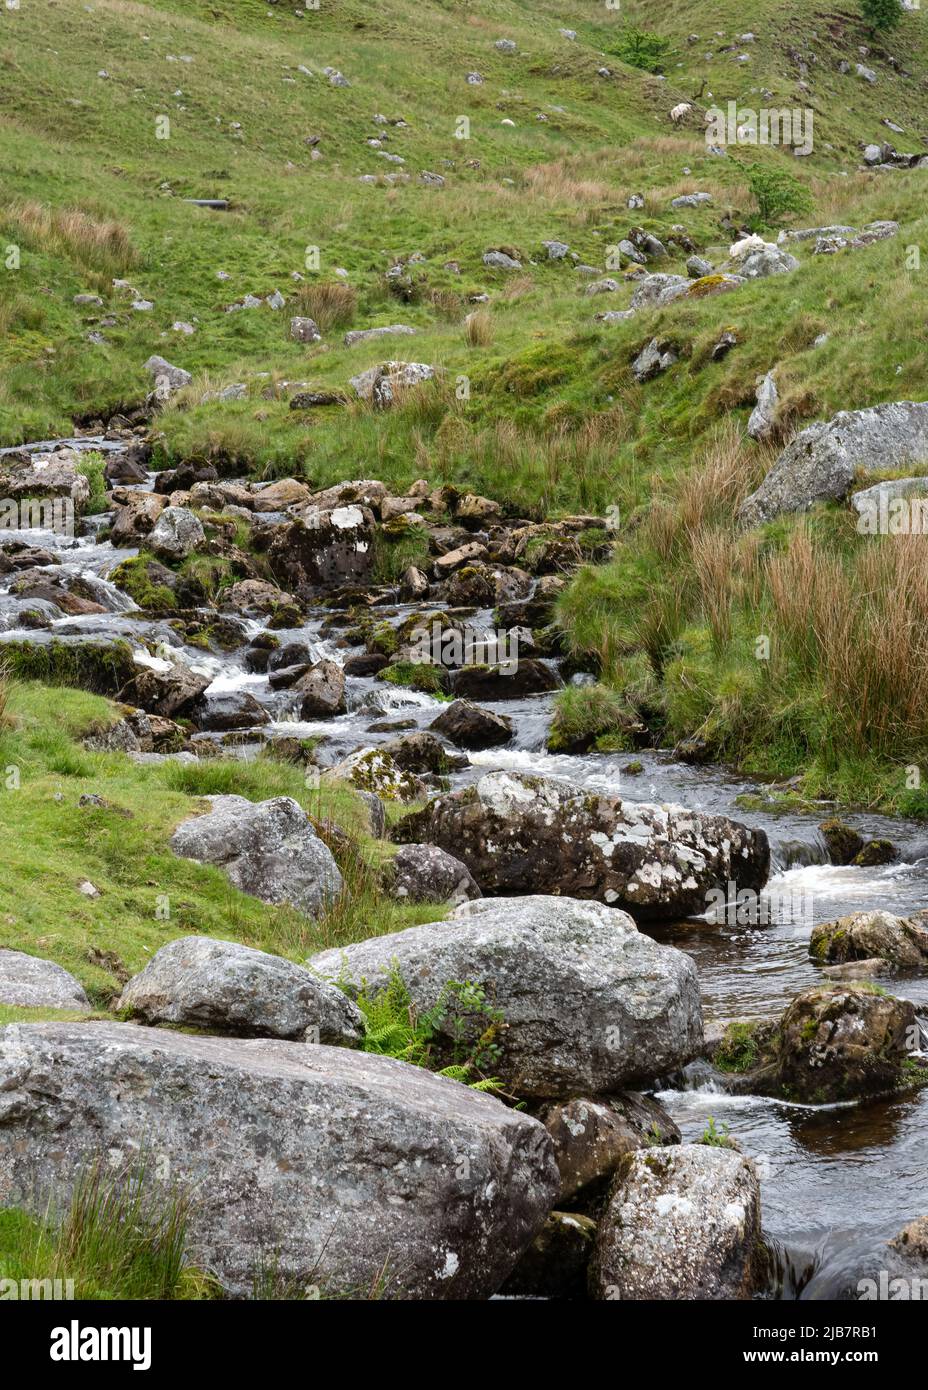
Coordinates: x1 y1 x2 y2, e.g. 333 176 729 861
357 968 506 1092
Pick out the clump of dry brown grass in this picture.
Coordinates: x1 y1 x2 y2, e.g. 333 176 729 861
293 280 357 333
766 528 928 750
463 307 493 347
4 200 137 275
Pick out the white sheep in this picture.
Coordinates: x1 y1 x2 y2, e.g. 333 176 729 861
728 233 767 260
670 102 692 124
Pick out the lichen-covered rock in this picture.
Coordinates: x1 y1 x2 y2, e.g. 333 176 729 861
0 1023 558 1298
393 770 769 920
810 911 928 971
0 950 90 1012
119 936 364 1042
589 1145 763 1300
170 795 342 916
311 894 703 1098
774 984 915 1103
348 361 435 407
739 402 928 526
325 747 424 802
386 844 481 904
147 506 205 561
0 447 91 514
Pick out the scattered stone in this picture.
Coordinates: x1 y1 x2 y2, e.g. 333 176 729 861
294 659 347 718
483 249 522 270
747 371 779 441
632 338 678 383
170 795 343 916
290 316 321 343
344 324 417 348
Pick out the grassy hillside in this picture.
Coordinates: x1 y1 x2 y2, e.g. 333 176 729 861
2 0 928 801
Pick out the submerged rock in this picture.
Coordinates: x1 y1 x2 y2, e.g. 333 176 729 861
811 911 928 971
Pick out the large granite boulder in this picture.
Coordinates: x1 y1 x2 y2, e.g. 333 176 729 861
393 770 769 920
0 1023 559 1298
118 936 364 1043
311 894 703 1098
739 402 928 526
170 795 343 916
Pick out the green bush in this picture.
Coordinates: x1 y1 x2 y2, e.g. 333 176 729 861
860 0 903 32
744 162 813 225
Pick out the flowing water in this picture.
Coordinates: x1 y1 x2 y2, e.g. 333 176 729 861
5 435 928 1299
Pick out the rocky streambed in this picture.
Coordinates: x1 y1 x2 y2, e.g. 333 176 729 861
2 428 928 1299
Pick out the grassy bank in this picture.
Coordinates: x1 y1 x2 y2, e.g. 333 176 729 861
0 681 437 1012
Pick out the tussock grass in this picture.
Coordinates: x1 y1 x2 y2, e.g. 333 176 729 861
3 199 136 275
293 282 357 334
0 1156 218 1300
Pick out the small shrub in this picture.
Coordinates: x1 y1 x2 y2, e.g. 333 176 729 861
610 27 672 73
744 162 813 225
860 0 903 32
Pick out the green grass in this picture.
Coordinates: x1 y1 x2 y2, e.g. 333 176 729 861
3 0 928 803
0 1156 219 1300
0 681 440 1008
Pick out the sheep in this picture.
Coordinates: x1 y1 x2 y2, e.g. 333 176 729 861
670 102 692 124
728 233 767 260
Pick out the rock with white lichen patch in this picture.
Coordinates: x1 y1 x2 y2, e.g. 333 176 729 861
589 1144 763 1299
392 770 769 919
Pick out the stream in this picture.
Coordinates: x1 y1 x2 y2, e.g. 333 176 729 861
4 434 928 1300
